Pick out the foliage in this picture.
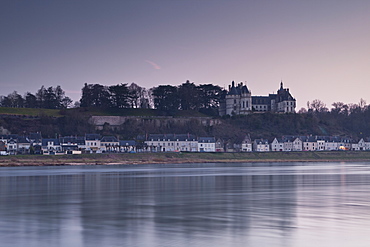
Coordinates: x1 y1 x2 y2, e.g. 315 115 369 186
0 86 72 109
80 83 112 108
152 85 179 111
151 80 222 113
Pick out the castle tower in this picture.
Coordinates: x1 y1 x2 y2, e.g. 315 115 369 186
224 81 252 115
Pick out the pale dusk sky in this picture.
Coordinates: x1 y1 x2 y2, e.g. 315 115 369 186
1 0 370 109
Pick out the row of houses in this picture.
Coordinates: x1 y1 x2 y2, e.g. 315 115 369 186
1 133 370 155
243 135 370 152
144 134 219 152
0 134 137 155
144 134 370 153
0 133 220 155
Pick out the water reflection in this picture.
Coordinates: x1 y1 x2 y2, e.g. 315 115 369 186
1 163 370 246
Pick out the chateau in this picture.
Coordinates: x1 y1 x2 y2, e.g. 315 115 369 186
219 81 296 116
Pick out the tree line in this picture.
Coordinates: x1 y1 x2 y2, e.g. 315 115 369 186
1 81 368 118
298 98 368 115
0 80 223 113
79 80 223 113
0 86 72 109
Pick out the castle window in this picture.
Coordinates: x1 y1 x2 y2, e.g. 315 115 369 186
242 101 245 108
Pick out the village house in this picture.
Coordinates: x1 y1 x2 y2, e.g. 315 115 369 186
351 141 360 150
302 136 317 151
41 138 62 154
145 134 198 152
215 138 224 152
198 137 216 152
336 137 351 150
280 136 303 151
241 135 252 152
85 134 101 153
324 136 340 151
282 137 294 151
0 141 7 155
100 136 120 152
316 138 326 151
119 140 136 153
28 133 42 146
292 137 303 151
6 138 18 155
17 137 31 154
59 136 79 153
253 139 270 152
271 138 284 152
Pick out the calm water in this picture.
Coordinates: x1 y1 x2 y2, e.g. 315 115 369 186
1 162 370 247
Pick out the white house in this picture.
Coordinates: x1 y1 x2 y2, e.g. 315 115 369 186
119 140 136 152
241 135 252 152
6 138 17 155
302 137 317 151
253 139 270 152
198 137 216 152
41 138 62 154
292 137 303 151
101 136 120 152
85 134 101 153
364 138 370 150
358 138 367 151
337 137 352 150
145 134 198 152
351 142 360 151
59 136 80 152
271 138 284 152
316 138 325 151
282 137 293 151
325 137 340 151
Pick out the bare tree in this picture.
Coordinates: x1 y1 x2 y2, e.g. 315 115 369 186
309 99 328 112
331 102 348 114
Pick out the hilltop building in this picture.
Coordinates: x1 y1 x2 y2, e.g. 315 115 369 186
219 81 296 116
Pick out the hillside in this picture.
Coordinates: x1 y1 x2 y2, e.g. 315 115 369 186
1 107 370 142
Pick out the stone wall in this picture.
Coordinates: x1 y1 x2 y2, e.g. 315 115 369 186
89 116 221 130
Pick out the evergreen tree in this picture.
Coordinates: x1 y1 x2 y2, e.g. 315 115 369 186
109 83 130 108
24 92 37 108
152 85 179 111
178 81 200 110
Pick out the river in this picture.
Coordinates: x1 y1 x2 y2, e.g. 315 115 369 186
1 162 370 247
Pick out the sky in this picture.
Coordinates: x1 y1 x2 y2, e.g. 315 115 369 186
1 0 370 109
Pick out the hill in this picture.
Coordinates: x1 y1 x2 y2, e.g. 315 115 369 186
1 107 370 142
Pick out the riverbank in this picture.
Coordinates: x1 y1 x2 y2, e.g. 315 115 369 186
1 151 370 167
